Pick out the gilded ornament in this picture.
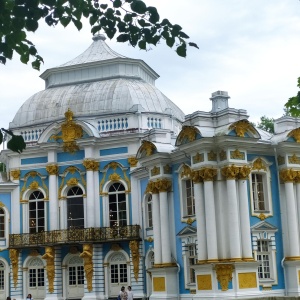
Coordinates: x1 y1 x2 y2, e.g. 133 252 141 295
111 244 122 251
252 158 267 171
295 171 300 184
215 264 234 291
29 249 39 256
145 181 159 194
280 169 297 183
67 178 79 186
129 240 140 282
199 167 217 181
9 249 19 288
221 165 239 180
51 108 83 153
151 166 161 177
181 164 192 178
191 170 203 183
109 173 121 181
229 120 256 137
46 164 59 175
258 213 268 221
29 181 39 190
42 247 55 293
29 171 37 177
83 159 99 171
238 272 257 289
288 154 300 164
154 178 172 192
287 127 300 142
238 166 251 180
197 274 212 291
207 150 217 161
68 166 77 174
140 141 156 156
277 155 285 165
183 218 195 225
163 164 172 174
230 149 245 160
146 237 153 242
153 277 166 292
80 244 94 292
177 126 198 144
128 157 138 167
10 169 20 180
219 150 227 161
108 162 119 170
192 152 204 164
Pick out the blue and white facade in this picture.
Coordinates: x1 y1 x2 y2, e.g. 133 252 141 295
0 34 300 299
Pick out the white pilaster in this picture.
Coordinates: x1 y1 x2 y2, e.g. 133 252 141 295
94 170 100 228
59 199 67 230
152 192 162 265
86 170 95 227
49 174 58 230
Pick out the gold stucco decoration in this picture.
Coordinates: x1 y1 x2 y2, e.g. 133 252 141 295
288 154 300 164
238 166 251 180
177 126 198 145
154 178 172 192
280 168 297 183
139 141 156 157
207 150 217 161
109 173 121 181
277 155 285 165
10 169 20 180
129 240 140 282
163 164 172 174
191 170 203 183
197 274 212 290
258 213 268 221
192 152 204 164
29 249 40 256
181 164 192 178
238 272 257 289
146 237 153 242
215 264 234 291
153 277 166 292
288 127 300 142
151 166 160 177
252 158 267 171
51 109 83 153
29 181 39 190
80 244 94 292
230 149 245 160
199 167 217 181
46 164 59 175
83 159 99 171
128 157 138 167
42 247 55 293
9 249 19 288
229 120 256 137
67 178 79 186
145 181 159 194
219 150 227 161
182 217 195 225
221 165 240 180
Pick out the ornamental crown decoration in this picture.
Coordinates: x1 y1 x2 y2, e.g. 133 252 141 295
50 108 83 153
228 120 256 138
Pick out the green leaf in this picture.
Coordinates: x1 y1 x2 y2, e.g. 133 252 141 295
116 33 130 42
176 43 186 57
20 52 30 64
124 13 132 22
26 19 39 32
179 31 189 39
113 0 122 8
188 42 199 49
60 16 72 27
7 135 26 153
0 131 3 146
138 40 146 50
166 37 175 48
0 56 6 65
148 6 159 24
32 59 41 70
72 18 83 30
130 1 147 14
100 4 108 9
28 46 37 55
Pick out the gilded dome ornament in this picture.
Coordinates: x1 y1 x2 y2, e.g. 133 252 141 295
176 126 199 145
287 128 300 142
50 108 83 153
192 152 204 164
252 158 267 171
229 120 256 137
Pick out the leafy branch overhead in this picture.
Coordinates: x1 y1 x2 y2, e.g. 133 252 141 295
0 0 199 70
285 77 300 117
0 129 26 153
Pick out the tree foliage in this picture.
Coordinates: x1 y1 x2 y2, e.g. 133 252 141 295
257 116 274 134
0 0 199 70
0 129 26 153
285 77 300 117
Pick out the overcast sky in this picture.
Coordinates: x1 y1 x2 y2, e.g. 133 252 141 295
1 0 300 128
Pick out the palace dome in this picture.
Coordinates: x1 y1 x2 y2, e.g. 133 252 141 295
10 34 185 129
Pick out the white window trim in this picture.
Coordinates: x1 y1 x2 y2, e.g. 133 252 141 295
249 158 273 217
251 222 278 286
143 194 153 231
0 206 9 244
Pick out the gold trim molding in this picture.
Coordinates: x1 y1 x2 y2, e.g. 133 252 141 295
288 128 300 142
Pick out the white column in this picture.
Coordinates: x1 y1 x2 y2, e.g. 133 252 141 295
94 169 100 228
11 186 20 234
193 179 207 262
285 181 300 257
85 170 95 228
159 190 172 264
60 199 67 230
22 203 29 233
238 175 253 260
226 178 242 260
46 165 59 230
152 192 162 265
203 180 218 261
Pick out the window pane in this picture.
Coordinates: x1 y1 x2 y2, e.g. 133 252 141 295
185 180 195 216
0 269 4 290
29 191 45 233
109 183 127 227
67 187 84 229
252 173 266 211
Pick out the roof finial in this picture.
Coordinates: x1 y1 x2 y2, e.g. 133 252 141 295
92 34 106 41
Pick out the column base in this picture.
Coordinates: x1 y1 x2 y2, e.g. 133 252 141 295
149 266 178 300
193 261 261 299
284 260 300 296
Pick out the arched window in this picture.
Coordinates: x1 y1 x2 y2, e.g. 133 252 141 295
67 187 84 229
29 191 45 233
108 183 127 227
0 209 5 238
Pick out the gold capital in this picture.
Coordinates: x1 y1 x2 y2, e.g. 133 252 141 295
145 181 159 194
10 169 20 180
128 157 138 167
155 178 172 192
238 166 251 180
191 170 203 183
199 167 217 181
46 164 59 175
280 168 297 183
83 159 99 171
221 165 239 180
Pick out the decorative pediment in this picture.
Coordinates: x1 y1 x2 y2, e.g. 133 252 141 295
287 127 300 143
177 225 197 237
136 140 157 158
251 221 278 232
228 119 260 138
176 126 201 146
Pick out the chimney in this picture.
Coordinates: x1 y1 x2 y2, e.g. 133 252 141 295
210 91 230 113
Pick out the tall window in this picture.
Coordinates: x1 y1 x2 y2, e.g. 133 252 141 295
183 179 195 216
187 244 197 284
147 195 153 228
110 253 128 285
29 258 44 288
252 173 266 211
0 261 4 290
0 209 5 238
29 191 45 233
67 187 84 229
109 183 127 227
257 240 271 279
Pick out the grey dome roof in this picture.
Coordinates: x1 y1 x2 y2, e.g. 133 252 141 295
10 34 185 129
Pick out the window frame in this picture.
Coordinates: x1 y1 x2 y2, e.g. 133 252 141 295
66 186 84 229
28 190 45 233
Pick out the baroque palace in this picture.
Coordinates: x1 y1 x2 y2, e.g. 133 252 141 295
1 34 300 300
